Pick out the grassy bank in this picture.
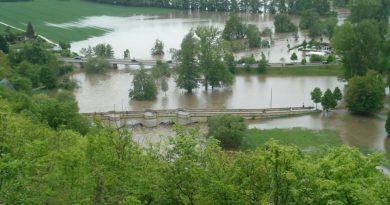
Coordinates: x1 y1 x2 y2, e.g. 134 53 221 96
0 0 174 42
237 64 344 76
242 127 390 167
242 127 342 151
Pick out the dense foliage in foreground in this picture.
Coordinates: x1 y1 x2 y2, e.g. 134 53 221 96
0 92 389 204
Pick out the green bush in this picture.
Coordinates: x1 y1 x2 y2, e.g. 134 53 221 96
208 114 247 149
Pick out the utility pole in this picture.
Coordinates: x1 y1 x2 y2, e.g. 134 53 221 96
270 88 273 108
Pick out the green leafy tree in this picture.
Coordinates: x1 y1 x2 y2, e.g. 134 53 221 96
0 35 9 54
26 21 35 39
386 112 390 134
196 26 233 91
208 114 247 149
222 13 246 40
59 41 71 50
311 87 322 109
151 39 164 56
80 46 93 58
224 52 236 74
39 66 57 89
160 77 168 96
93 43 114 58
332 20 382 79
299 10 321 30
290 52 298 63
246 24 261 48
151 60 170 79
274 14 297 33
129 67 157 100
176 31 199 93
124 49 130 59
321 89 337 111
84 57 110 73
346 70 385 114
333 87 343 101
257 52 268 73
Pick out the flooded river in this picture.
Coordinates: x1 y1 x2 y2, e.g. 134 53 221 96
59 9 349 63
72 70 389 152
65 8 389 155
73 70 344 112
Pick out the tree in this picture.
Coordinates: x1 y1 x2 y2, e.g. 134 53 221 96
222 13 246 40
160 77 168 96
196 26 233 91
39 66 57 89
0 35 9 54
321 89 337 111
151 39 164 56
124 49 130 59
274 14 297 33
207 114 247 149
257 52 268 73
386 112 390 134
348 0 388 23
346 70 385 114
224 52 236 74
333 87 343 101
290 52 298 63
80 46 93 58
151 60 170 79
129 67 157 100
84 57 111 73
93 43 114 58
332 20 382 79
26 21 35 39
311 87 322 109
59 41 71 50
176 31 199 93
246 24 261 48
299 10 321 30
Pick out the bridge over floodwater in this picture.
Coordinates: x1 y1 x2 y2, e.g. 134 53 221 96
82 107 318 128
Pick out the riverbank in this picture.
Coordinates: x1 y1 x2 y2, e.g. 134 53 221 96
237 64 344 76
0 0 174 42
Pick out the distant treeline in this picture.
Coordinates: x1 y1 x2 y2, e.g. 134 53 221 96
85 0 332 15
0 0 32 1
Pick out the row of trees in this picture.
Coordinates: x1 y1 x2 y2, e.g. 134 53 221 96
310 86 342 111
85 0 332 14
311 70 387 115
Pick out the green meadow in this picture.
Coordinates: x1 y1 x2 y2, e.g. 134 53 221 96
0 0 174 42
242 128 342 151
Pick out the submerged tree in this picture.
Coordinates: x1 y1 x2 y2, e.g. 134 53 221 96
176 31 199 93
123 49 130 59
151 39 165 56
129 67 157 100
321 89 337 112
196 26 233 91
